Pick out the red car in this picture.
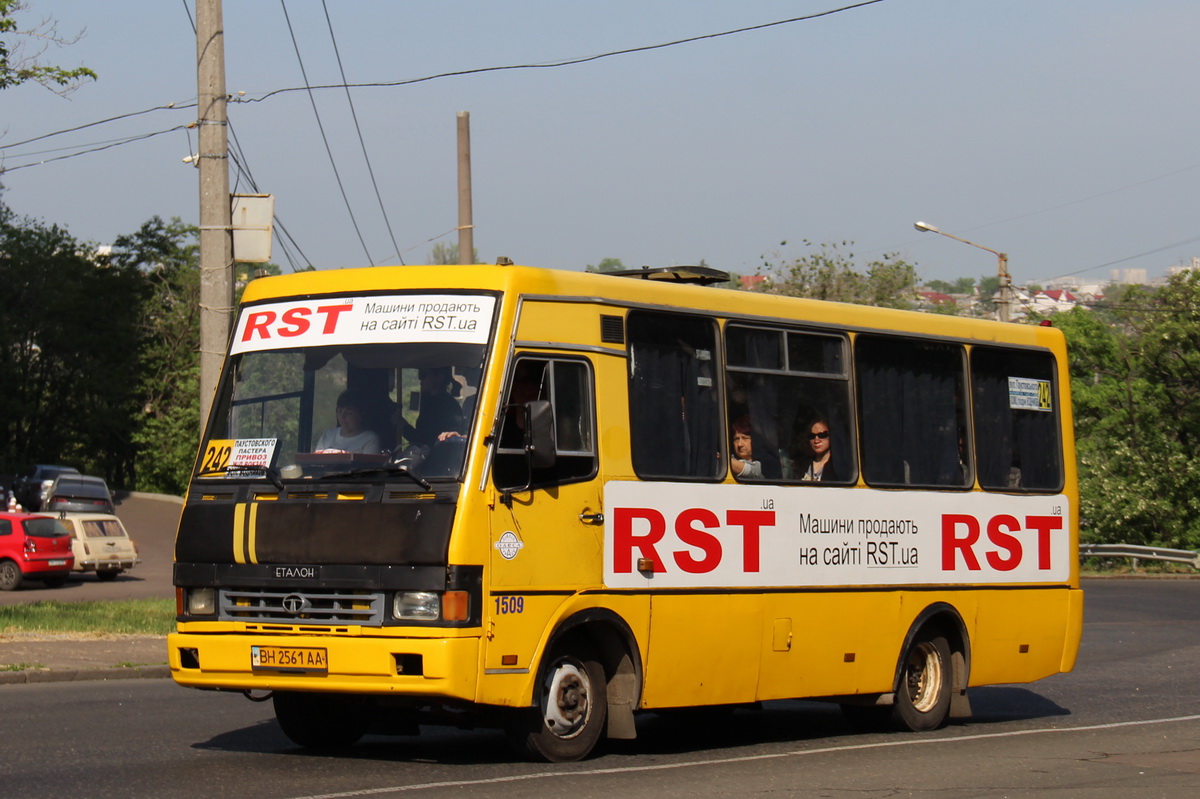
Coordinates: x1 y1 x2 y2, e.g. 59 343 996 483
0 512 75 591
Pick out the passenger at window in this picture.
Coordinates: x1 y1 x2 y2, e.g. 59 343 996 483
795 417 838 482
730 415 763 480
402 367 466 447
315 390 382 454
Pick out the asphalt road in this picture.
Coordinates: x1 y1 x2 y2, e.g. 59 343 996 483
0 493 179 605
2 578 1199 798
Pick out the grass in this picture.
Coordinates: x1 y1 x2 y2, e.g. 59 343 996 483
0 598 175 636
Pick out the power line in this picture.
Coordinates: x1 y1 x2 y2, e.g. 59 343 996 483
279 0 374 266
1049 234 1200 281
321 0 404 265
0 126 190 173
0 103 194 151
180 0 307 273
7 0 891 267
226 125 311 272
238 0 889 104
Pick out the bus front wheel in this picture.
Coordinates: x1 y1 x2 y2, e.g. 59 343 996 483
893 634 952 732
508 641 607 762
273 691 369 750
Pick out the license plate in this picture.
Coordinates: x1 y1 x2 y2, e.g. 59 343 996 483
48 559 67 566
251 645 328 672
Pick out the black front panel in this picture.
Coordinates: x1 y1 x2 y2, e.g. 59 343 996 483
254 501 454 564
175 497 456 566
176 502 236 563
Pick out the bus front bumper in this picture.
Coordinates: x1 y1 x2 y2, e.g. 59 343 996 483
168 631 480 701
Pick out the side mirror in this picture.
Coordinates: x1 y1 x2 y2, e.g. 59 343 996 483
524 400 557 469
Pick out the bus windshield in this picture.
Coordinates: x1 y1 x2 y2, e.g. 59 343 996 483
197 293 496 483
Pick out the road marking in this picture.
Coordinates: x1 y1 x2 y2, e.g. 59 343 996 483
287 713 1200 798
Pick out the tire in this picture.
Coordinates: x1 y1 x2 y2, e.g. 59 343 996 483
273 691 370 749
508 640 607 762
95 570 121 582
893 634 952 732
0 560 23 591
41 574 68 588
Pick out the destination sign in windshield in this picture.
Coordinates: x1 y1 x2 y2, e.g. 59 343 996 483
231 294 496 354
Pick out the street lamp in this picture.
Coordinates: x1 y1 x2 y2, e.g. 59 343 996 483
914 221 1012 323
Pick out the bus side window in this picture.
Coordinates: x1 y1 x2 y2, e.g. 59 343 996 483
971 347 1063 492
627 312 722 480
857 335 969 488
493 357 596 490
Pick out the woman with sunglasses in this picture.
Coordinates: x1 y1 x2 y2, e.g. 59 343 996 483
797 416 838 483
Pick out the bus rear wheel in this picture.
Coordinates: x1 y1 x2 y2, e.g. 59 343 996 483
273 691 370 750
508 641 607 762
893 634 952 732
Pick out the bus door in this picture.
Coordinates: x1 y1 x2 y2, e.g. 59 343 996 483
486 353 604 669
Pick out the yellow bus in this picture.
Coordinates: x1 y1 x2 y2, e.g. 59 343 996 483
169 263 1082 761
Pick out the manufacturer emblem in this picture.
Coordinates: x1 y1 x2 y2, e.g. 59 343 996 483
494 531 524 560
281 594 310 616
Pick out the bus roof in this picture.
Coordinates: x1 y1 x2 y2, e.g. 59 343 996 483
240 263 1063 349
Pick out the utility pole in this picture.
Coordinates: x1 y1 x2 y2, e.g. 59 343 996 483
997 253 1012 324
456 111 474 265
196 0 232 432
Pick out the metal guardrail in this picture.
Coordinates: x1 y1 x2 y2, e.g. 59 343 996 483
1079 543 1200 570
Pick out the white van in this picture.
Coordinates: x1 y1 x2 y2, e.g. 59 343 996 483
55 513 141 581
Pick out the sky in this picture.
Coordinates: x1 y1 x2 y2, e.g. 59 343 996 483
2 0 1199 287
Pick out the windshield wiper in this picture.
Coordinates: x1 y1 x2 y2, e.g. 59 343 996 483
315 465 433 492
198 464 285 491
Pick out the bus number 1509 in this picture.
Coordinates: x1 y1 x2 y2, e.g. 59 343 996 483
494 596 525 614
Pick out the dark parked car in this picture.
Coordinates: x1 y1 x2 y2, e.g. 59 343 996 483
43 475 116 515
12 464 80 511
0 511 75 590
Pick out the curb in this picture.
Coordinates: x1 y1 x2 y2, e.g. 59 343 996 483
0 665 171 686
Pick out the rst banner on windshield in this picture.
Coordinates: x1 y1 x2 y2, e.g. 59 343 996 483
231 294 496 354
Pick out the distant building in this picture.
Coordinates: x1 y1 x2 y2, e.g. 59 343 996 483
1164 257 1200 280
1028 289 1080 314
1109 268 1147 285
917 290 955 307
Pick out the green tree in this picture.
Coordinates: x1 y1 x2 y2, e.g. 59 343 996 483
0 1 96 94
755 240 919 309
108 217 201 494
960 274 1001 317
952 276 976 295
585 257 627 273
925 276 976 295
430 242 478 265
1055 273 1200 550
0 201 142 482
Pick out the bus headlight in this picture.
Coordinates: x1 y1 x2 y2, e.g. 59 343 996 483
393 591 439 620
186 587 217 616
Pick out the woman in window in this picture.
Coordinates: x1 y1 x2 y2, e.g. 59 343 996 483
793 416 838 483
730 415 763 480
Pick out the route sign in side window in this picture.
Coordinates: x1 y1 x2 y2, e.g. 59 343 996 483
971 346 1063 492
